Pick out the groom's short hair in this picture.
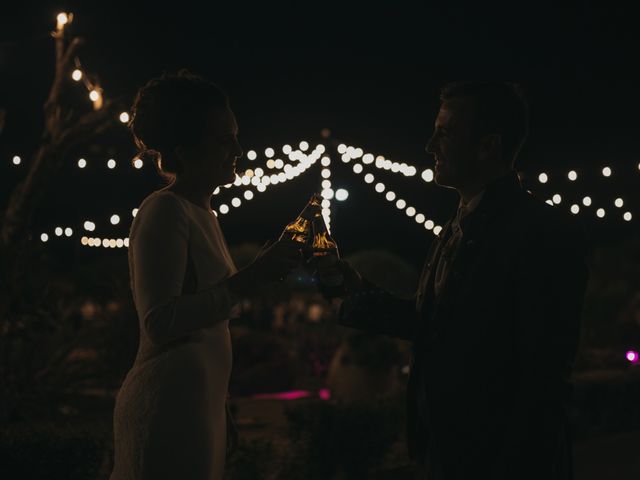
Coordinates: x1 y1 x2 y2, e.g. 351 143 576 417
440 81 529 167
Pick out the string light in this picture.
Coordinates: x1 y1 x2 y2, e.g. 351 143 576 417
353 164 363 174
247 150 257 160
406 206 416 217
119 112 130 123
624 212 632 221
12 156 21 165
110 214 120 225
597 208 605 218
615 198 624 208
41 233 49 242
364 173 374 184
265 148 275 158
78 158 87 168
375 182 385 193
83 221 96 232
422 169 434 182
132 208 138 217
385 191 396 201
433 226 443 235
335 189 349 201
552 194 562 204
55 227 63 236
244 190 254 200
602 167 612 177
133 158 143 169
582 196 592 207
568 170 578 181
538 173 548 184
107 159 116 169
299 141 309 151
64 228 73 237
570 205 580 214
396 199 406 210
72 69 83 81
425 220 435 230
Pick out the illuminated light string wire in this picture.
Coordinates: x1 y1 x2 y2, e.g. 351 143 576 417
349 156 442 236
41 143 322 247
30 139 636 244
338 144 418 177
54 12 128 120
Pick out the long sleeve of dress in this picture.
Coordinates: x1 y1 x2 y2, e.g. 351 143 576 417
131 194 239 347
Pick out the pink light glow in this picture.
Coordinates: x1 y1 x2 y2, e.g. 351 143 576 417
252 390 311 400
250 389 332 401
626 350 639 364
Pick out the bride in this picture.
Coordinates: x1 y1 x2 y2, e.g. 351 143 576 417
110 71 300 480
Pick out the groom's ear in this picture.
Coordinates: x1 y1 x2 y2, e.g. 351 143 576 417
478 133 501 162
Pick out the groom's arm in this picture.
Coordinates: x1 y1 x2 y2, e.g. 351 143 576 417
338 277 417 341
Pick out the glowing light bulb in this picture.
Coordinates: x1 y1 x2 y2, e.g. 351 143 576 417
119 112 130 123
552 194 562 204
406 206 416 217
433 226 443 235
274 159 284 169
624 212 632 221
568 170 577 181
321 169 331 179
265 148 275 158
56 12 69 28
247 150 257 160
321 157 331 167
582 196 592 207
362 154 374 164
364 173 374 184
602 167 612 177
353 164 363 174
335 189 349 201
81 236 89 246
375 183 385 193
538 173 548 184
72 69 83 81
55 227 63 236
415 213 425 223
64 228 72 237
244 190 254 200
110 214 120 225
337 144 347 154
41 233 49 242
231 197 241 208
133 158 143 169
282 145 292 155
322 188 335 200
615 198 624 208
425 220 435 230
570 205 580 214
84 221 95 231
107 159 116 169
132 208 138 217
219 204 229 214
396 199 406 210
626 350 639 364
422 169 434 182
385 191 396 201
299 141 309 151
12 156 21 165
596 208 605 218
89 90 100 102
78 158 86 168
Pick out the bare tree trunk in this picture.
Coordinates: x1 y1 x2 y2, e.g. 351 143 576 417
0 18 119 421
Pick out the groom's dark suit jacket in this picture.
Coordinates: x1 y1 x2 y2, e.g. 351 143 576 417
340 171 589 479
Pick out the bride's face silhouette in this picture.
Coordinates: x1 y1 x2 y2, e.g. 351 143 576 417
177 107 243 188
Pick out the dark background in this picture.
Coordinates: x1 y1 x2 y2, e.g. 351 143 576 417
2 2 638 266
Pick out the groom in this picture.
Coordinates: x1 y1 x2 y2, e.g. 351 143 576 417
336 82 589 479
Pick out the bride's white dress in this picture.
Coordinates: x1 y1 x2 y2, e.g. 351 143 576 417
110 190 239 480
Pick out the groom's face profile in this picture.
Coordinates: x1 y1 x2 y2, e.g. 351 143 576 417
426 97 484 191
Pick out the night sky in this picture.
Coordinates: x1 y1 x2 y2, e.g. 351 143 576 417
2 3 638 266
